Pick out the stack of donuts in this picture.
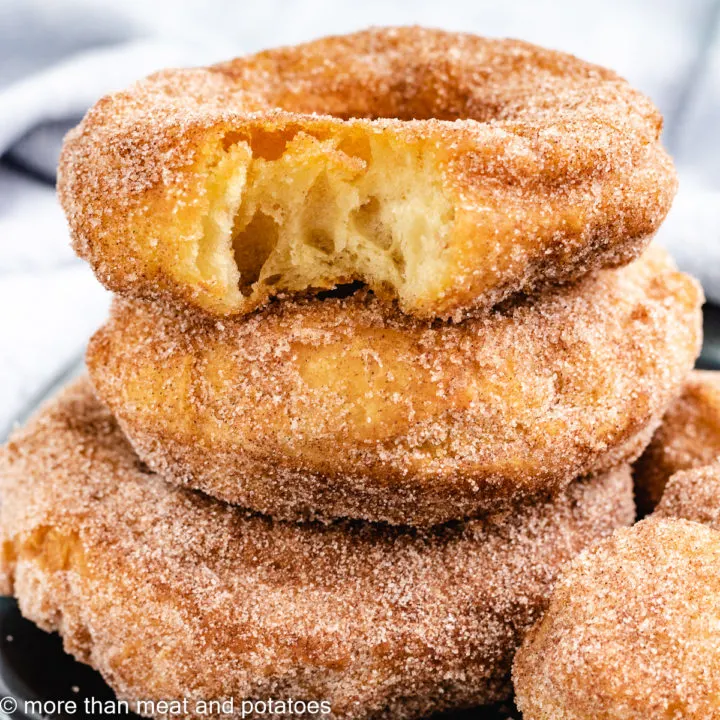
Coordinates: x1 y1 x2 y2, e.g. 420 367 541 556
0 28 708 720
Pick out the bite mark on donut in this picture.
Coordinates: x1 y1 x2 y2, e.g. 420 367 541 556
197 128 455 310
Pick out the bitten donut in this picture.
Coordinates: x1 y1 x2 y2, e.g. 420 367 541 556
634 370 720 514
59 27 676 321
513 518 720 720
0 379 634 720
655 460 720 529
86 246 702 526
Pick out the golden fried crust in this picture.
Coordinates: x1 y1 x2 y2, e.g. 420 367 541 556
655 461 720 529
0 379 634 720
59 27 676 321
513 518 720 720
86 246 702 526
634 371 720 514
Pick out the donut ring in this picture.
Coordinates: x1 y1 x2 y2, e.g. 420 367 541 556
634 370 720 514
513 518 720 720
86 246 702 526
59 27 676 321
655 460 720 529
0 379 634 719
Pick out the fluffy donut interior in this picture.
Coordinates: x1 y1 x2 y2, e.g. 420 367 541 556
197 129 455 310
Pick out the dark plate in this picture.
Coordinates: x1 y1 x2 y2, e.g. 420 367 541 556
0 596 129 719
0 305 718 720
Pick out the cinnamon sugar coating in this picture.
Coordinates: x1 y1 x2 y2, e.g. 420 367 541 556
513 518 720 720
0 379 634 719
634 370 720 514
59 27 676 321
86 246 702 526
655 460 720 529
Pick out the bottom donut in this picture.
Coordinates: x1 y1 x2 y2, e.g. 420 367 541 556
0 378 635 720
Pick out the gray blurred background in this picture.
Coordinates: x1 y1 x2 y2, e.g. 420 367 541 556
1 0 719 438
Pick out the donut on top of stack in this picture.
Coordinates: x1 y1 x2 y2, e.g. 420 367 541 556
1 26 703 720
60 27 675 321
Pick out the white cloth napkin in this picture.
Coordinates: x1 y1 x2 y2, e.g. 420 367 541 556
1 0 719 437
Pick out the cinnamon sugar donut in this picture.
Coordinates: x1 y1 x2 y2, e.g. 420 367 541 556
59 27 676 321
86 246 702 526
655 460 720 529
634 370 720 514
513 518 720 720
0 378 634 720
